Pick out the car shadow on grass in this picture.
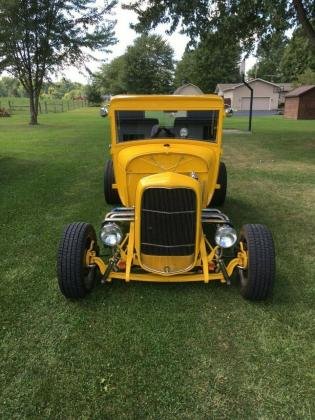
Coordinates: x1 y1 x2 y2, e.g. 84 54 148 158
67 272 277 312
220 196 272 228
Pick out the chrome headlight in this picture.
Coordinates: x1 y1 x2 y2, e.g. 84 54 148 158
215 225 237 248
100 223 123 247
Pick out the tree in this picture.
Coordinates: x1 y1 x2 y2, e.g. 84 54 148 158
174 51 197 88
85 83 102 104
0 1 117 124
175 33 241 92
296 68 315 85
93 35 175 94
247 31 288 81
63 88 86 101
123 0 315 52
93 55 127 95
122 35 174 93
48 78 82 100
0 76 26 97
292 0 315 49
279 27 315 82
40 78 85 99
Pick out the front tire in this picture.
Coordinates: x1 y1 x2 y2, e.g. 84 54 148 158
104 160 121 205
57 222 99 299
209 162 227 207
239 224 275 300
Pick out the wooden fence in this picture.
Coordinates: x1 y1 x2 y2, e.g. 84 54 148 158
0 99 88 115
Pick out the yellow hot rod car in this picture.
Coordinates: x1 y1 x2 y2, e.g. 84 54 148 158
57 94 275 300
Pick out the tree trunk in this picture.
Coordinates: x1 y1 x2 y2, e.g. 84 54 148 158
29 90 39 125
292 0 315 50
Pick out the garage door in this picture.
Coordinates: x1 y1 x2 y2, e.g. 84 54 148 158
241 97 270 111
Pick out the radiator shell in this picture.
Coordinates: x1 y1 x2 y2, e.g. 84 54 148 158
135 173 201 275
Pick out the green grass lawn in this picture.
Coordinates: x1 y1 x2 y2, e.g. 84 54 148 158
0 110 314 418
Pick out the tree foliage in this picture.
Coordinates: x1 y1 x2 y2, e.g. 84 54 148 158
175 33 241 92
123 35 174 93
0 75 86 99
0 0 117 124
296 68 315 85
93 35 174 94
85 83 102 104
94 56 127 95
0 76 26 97
280 27 315 82
41 78 85 99
123 0 315 51
247 32 288 81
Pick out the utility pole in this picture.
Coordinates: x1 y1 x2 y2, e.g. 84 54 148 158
239 58 253 132
242 74 253 132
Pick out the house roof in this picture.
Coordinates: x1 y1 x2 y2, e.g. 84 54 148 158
215 78 292 93
173 83 204 95
285 85 315 97
277 83 293 92
215 83 239 92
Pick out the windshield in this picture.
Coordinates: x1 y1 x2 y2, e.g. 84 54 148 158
115 110 219 143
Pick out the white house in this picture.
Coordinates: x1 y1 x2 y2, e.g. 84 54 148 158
215 78 293 111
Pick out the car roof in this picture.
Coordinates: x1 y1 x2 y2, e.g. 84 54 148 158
109 94 224 110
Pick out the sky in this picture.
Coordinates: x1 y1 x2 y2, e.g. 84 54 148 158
63 2 256 84
64 3 190 83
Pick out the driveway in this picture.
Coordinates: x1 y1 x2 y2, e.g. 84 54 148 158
233 110 278 117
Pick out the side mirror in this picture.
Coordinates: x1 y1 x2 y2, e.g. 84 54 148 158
100 107 108 118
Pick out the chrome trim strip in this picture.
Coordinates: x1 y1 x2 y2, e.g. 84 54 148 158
104 207 135 223
141 242 195 248
103 207 231 225
142 209 196 215
202 208 230 224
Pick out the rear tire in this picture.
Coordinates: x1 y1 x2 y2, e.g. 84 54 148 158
209 162 227 207
104 160 121 205
239 224 275 300
57 222 99 299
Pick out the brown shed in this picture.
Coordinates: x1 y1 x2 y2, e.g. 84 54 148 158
284 85 315 119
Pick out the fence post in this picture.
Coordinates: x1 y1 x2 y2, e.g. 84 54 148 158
61 102 64 112
67 102 70 111
45 102 48 113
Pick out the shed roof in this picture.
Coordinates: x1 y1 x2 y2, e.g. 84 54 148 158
173 83 203 95
215 83 239 92
277 83 294 92
285 85 315 97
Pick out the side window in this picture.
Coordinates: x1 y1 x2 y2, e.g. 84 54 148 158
116 111 158 142
173 111 218 141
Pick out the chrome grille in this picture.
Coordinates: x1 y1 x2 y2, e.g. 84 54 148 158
140 188 196 256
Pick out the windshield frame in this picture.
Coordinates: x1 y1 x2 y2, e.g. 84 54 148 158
114 109 220 144
108 95 224 147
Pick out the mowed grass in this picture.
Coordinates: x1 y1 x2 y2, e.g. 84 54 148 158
0 109 314 418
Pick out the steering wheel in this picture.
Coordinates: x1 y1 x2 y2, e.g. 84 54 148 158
150 125 174 138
